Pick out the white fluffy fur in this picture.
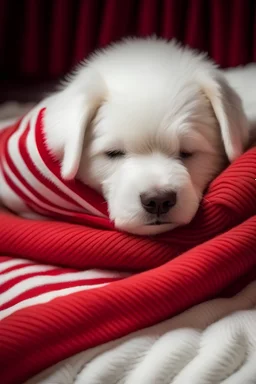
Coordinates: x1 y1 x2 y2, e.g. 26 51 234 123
1 37 254 235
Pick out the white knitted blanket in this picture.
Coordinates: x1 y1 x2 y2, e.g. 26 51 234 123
26 281 256 384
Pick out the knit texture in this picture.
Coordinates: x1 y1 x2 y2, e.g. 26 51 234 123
0 139 256 383
25 282 256 384
0 108 113 229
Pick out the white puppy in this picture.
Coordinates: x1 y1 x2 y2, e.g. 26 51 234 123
0 38 250 235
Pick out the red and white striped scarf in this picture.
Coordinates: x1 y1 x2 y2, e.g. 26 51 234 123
0 108 114 229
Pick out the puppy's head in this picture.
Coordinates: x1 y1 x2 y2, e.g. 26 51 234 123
45 38 248 235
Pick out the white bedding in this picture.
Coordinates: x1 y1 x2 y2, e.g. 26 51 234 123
26 281 256 384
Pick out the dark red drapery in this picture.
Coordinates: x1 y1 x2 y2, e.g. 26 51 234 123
0 0 256 82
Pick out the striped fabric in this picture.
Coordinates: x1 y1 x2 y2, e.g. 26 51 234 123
0 121 256 383
0 256 125 321
0 108 113 229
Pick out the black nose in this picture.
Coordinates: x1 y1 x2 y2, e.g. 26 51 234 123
140 191 177 215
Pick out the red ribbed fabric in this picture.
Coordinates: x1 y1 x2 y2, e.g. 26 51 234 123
0 147 256 383
0 0 255 82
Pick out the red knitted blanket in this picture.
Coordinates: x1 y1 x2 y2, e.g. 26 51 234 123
0 147 256 384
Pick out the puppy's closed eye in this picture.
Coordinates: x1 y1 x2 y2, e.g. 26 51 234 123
105 150 126 159
179 151 193 159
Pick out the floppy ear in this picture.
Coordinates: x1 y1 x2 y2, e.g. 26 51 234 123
45 69 106 180
198 70 249 162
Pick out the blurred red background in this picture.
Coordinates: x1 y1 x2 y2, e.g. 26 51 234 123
0 0 255 101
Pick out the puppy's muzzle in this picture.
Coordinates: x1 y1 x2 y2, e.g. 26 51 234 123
140 191 177 215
